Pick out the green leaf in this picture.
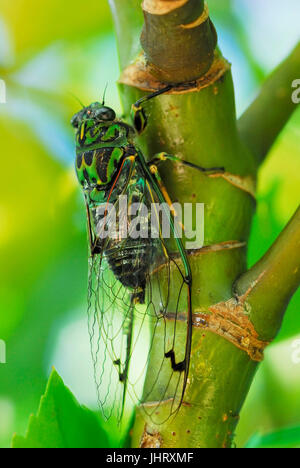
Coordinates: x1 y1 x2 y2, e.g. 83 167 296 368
11 369 110 448
246 425 300 449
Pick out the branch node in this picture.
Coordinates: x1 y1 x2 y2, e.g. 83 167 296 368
119 51 230 93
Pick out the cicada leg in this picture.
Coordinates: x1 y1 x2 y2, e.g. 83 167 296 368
131 85 173 134
113 296 135 421
147 152 224 237
149 152 225 175
148 163 186 234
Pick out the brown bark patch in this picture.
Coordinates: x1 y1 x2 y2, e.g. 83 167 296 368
140 425 163 448
193 298 269 361
119 51 230 93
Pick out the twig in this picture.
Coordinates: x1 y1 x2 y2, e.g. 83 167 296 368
235 206 300 341
238 42 300 166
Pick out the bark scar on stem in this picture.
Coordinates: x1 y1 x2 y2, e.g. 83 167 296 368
141 398 191 408
140 425 162 448
238 271 267 303
151 241 247 276
188 241 247 256
193 299 269 361
119 51 230 94
208 172 256 199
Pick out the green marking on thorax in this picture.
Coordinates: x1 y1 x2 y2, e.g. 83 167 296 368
102 124 120 142
76 122 128 154
108 147 123 180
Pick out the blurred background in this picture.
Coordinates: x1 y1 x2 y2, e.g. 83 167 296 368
0 0 299 449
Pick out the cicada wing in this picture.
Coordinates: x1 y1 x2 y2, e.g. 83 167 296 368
86 156 192 425
87 252 149 422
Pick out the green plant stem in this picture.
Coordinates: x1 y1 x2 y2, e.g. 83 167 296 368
238 42 300 166
140 0 217 83
108 0 143 70
235 206 300 341
108 0 300 448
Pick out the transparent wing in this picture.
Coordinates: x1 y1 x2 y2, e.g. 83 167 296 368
86 158 192 425
88 253 148 422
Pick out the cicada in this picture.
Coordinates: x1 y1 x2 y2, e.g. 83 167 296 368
72 87 222 424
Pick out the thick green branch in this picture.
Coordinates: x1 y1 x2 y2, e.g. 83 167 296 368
108 0 299 450
235 206 300 341
238 42 300 166
141 0 217 83
110 0 217 83
109 0 257 449
108 0 143 69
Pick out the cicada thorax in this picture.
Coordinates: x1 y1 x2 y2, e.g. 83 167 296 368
76 119 130 149
75 121 132 189
76 146 123 197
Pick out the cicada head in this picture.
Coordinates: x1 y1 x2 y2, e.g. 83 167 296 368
71 102 121 148
71 102 116 129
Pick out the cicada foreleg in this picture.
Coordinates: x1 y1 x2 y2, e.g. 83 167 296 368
131 85 173 134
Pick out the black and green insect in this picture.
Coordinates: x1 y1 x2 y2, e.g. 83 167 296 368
71 87 223 424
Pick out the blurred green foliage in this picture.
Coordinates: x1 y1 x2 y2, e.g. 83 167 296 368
0 0 112 62
0 0 299 449
246 425 300 449
12 369 110 448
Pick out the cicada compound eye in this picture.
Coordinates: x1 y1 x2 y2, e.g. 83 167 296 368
94 107 116 122
71 114 80 129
